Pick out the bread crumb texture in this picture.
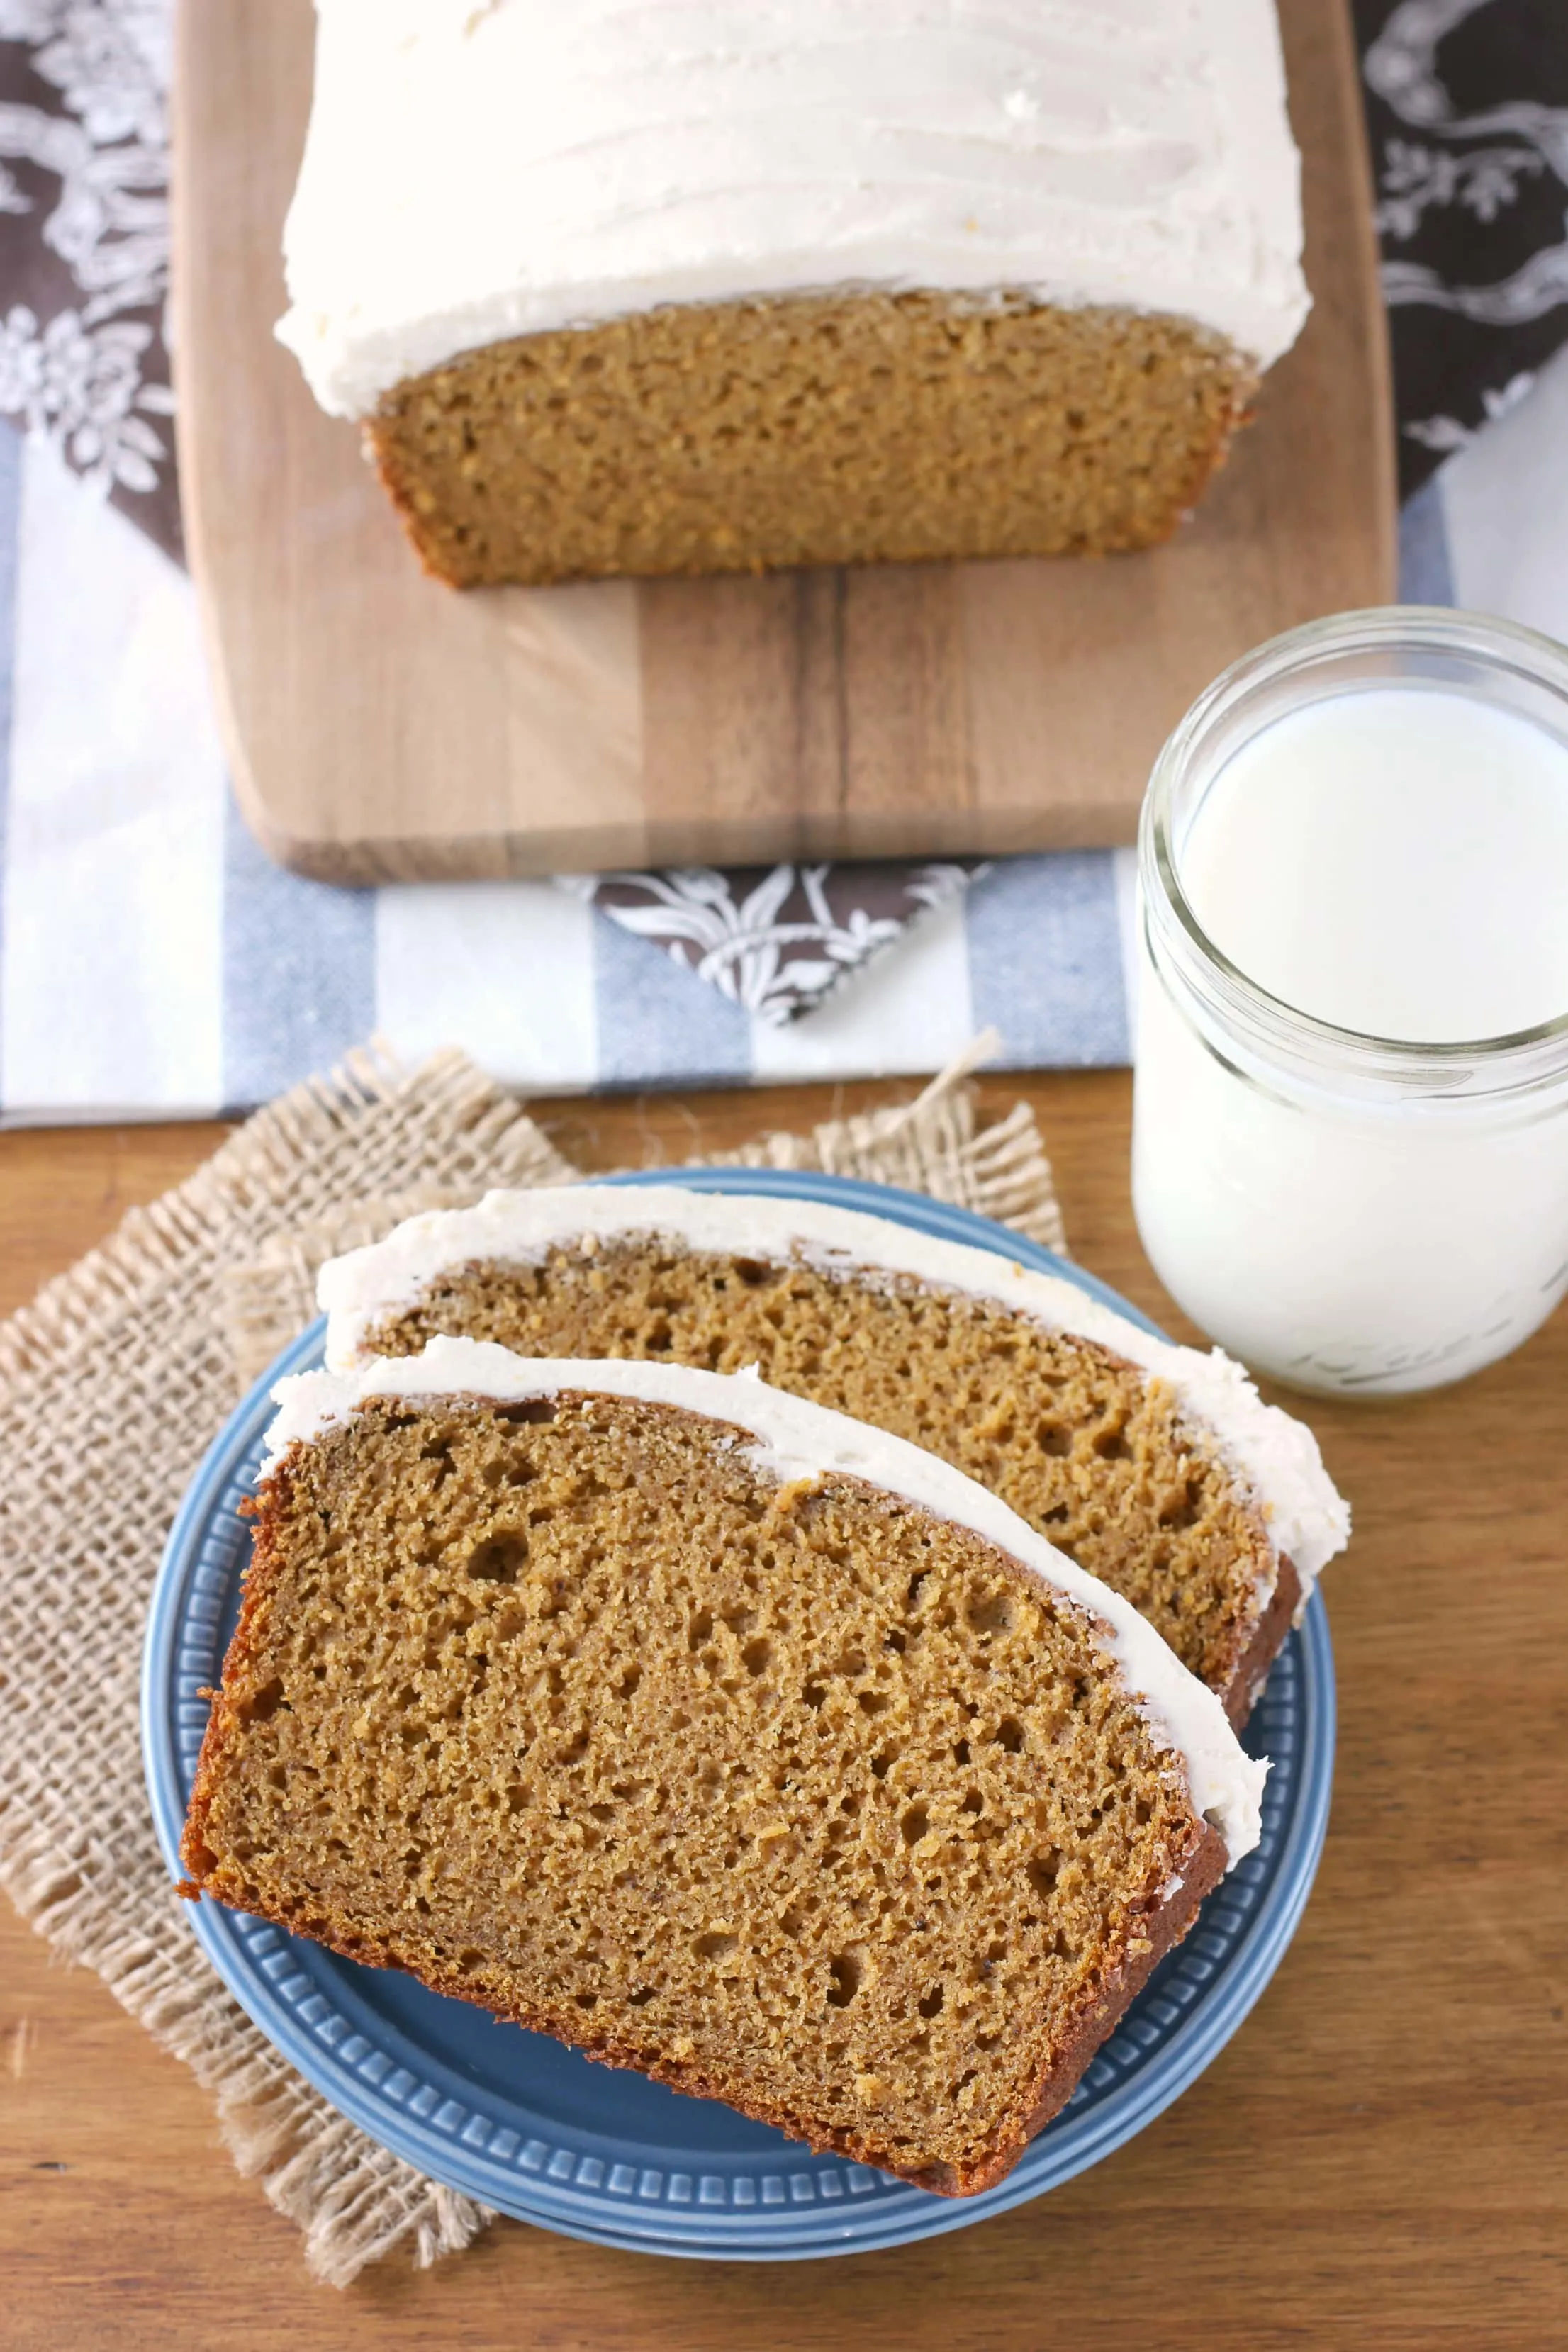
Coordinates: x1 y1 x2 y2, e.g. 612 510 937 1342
368 1242 1275 1700
366 289 1253 588
184 1391 1217 2193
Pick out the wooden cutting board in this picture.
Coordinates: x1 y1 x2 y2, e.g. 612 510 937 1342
172 0 1395 885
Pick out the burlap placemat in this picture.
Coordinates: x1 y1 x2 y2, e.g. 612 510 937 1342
0 1043 1063 2286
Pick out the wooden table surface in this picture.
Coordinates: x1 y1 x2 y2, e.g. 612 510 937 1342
3 1075 1564 2351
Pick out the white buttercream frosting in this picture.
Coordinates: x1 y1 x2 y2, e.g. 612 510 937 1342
260 1338 1266 1865
317 1184 1350 1599
279 0 1311 419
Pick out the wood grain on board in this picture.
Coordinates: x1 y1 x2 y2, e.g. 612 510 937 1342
172 0 1396 885
4 1080 1566 2351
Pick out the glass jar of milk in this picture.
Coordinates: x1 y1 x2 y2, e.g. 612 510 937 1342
1133 607 1568 1396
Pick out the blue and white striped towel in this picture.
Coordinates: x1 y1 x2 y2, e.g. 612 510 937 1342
1 343 1565 1122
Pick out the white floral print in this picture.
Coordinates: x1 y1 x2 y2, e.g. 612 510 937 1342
559 863 982 1025
0 0 171 508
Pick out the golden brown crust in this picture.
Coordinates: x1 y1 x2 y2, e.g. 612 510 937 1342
1219 1554 1304 1732
364 288 1255 590
180 1465 298 1888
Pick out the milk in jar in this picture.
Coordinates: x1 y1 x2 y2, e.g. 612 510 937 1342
1133 609 1568 1395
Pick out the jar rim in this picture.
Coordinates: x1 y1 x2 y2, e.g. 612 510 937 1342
1140 605 1568 1097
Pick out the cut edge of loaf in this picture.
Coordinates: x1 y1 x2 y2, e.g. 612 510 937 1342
363 288 1256 590
181 1370 1248 2193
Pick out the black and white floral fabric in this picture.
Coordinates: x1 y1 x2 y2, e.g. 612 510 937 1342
558 860 983 1028
1358 0 1568 493
1 1 1562 1019
0 0 178 557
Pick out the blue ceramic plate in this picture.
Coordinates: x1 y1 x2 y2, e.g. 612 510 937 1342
142 1167 1333 2261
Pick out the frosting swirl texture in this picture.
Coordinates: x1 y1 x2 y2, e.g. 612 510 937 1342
279 0 1310 417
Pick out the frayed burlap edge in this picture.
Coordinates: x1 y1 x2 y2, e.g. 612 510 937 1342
0 1046 576 2286
706 1032 1067 1254
0 1035 1063 2288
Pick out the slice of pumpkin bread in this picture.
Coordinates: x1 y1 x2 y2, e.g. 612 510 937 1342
182 1343 1263 2196
318 1187 1349 1723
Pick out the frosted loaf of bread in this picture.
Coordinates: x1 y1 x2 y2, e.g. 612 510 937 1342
277 1 1311 587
